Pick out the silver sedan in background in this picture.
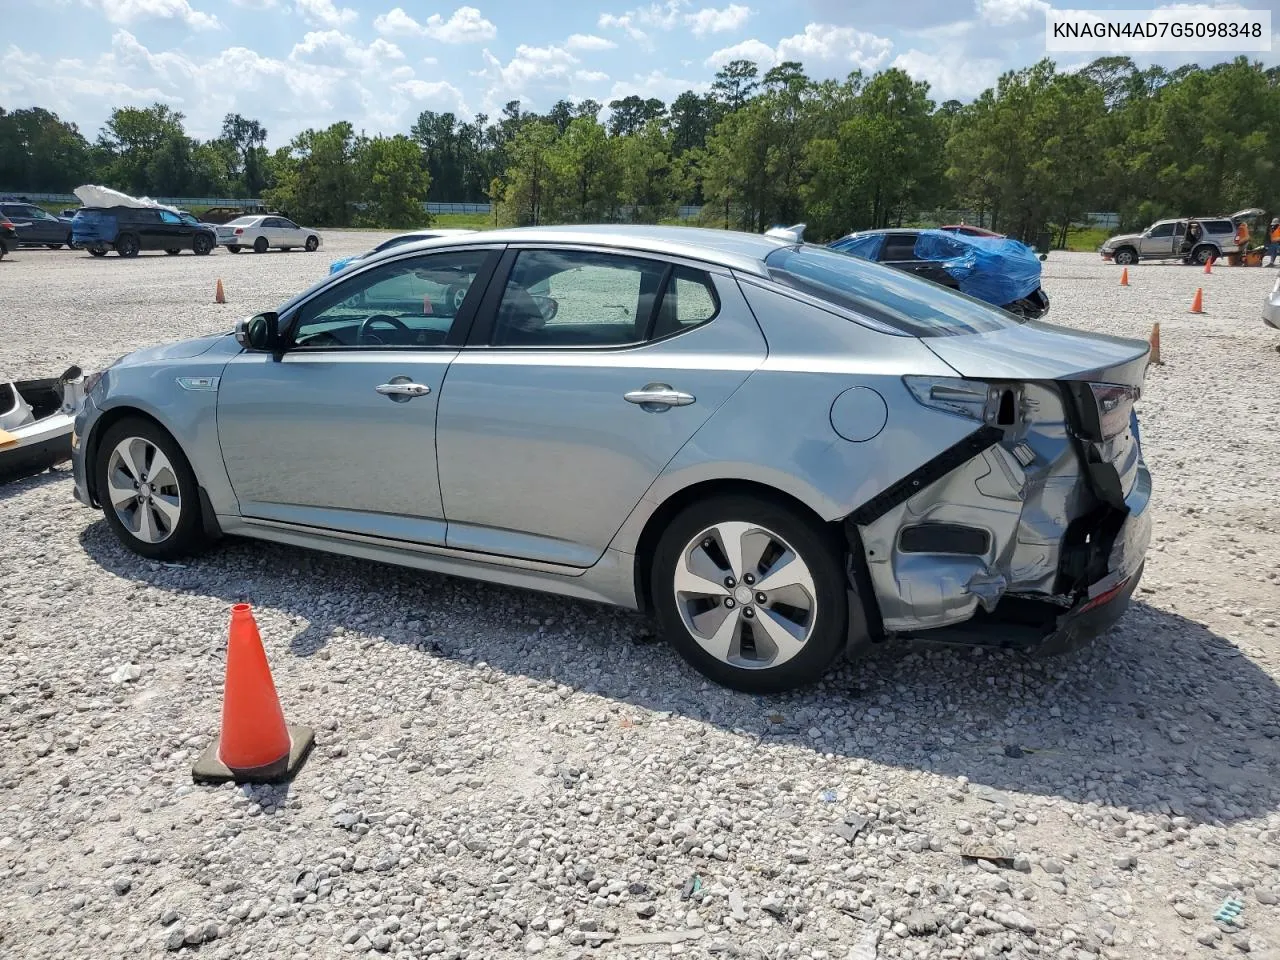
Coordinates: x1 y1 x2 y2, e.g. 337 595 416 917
70 226 1152 692
216 215 322 254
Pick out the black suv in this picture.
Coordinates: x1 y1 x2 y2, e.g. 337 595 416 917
71 206 216 257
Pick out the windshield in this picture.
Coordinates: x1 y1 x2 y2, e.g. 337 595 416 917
764 244 1026 337
374 234 424 253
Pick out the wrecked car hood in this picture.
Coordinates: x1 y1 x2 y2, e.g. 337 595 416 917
1103 232 1141 248
922 320 1150 384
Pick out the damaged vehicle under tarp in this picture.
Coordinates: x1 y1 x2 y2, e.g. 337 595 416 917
1 367 85 480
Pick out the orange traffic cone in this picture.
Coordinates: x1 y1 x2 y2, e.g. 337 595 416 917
192 604 313 784
1190 288 1204 314
215 278 226 304
1203 256 1214 275
1148 322 1162 365
1120 267 1129 286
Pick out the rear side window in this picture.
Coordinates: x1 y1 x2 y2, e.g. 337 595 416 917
1203 219 1233 234
765 244 1024 338
881 234 919 260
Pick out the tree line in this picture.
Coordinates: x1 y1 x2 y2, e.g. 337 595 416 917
3 55 1279 240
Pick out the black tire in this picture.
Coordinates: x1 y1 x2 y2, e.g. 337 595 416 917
1191 244 1216 265
1113 247 1137 266
193 233 213 255
89 247 108 257
253 236 269 254
116 233 139 257
46 243 63 250
94 417 206 561
305 235 319 252
445 282 468 313
650 494 849 693
165 248 181 256
227 245 242 253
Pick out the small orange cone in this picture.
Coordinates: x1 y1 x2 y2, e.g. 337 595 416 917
1203 256 1214 275
215 278 226 304
1190 288 1204 314
192 604 313 784
1148 322 1162 365
1119 267 1129 286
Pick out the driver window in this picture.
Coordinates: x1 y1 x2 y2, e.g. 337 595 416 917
159 211 181 224
1147 222 1174 238
292 249 491 349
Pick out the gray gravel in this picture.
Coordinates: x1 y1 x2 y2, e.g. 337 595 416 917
2 242 1280 958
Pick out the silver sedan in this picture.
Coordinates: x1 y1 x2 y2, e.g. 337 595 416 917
70 226 1153 692
215 215 322 254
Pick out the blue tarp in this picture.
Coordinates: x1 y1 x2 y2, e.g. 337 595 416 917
912 229 1041 305
827 232 884 261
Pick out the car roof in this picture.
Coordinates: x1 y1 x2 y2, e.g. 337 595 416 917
365 224 793 276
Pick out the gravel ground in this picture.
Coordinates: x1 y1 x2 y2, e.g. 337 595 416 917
1 240 1279 959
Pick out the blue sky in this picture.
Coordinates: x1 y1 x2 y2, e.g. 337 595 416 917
2 0 1277 145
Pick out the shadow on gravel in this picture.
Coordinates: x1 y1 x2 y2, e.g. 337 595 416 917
82 523 1280 826
0 463 69 499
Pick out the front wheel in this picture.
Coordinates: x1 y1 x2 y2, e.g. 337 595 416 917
305 235 319 252
650 495 849 693
1113 247 1137 266
94 417 205 560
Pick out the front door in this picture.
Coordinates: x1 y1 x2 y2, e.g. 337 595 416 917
156 209 194 249
216 246 499 544
1139 221 1177 258
435 247 766 567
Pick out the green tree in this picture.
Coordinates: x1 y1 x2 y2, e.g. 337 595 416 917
493 121 561 225
0 107 94 192
262 122 359 225
618 121 682 222
356 135 431 227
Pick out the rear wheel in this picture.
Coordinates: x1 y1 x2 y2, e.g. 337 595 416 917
94 417 205 560
115 233 139 258
193 233 213 255
651 494 849 693
1113 247 1137 266
253 236 269 254
1191 244 1216 265
305 235 319 252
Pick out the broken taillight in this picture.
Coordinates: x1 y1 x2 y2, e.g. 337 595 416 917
1087 382 1140 440
234 227 244 235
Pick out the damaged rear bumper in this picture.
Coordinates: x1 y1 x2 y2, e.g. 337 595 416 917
847 381 1152 653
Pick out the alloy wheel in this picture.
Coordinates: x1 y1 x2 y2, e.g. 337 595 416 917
673 521 817 670
105 437 183 544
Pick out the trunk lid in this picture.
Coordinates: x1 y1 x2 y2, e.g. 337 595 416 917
1229 207 1265 222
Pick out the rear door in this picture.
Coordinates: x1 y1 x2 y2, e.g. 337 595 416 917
434 246 767 567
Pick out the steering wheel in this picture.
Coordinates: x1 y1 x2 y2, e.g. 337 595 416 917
357 313 411 345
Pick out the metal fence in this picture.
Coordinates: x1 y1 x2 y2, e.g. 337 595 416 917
0 191 264 207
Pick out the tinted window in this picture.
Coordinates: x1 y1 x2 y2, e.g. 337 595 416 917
765 244 1023 338
278 219 298 229
374 235 420 253
293 250 490 349
881 233 919 260
3 204 38 218
492 249 668 348
1147 222 1175 238
159 211 181 224
1203 219 1233 234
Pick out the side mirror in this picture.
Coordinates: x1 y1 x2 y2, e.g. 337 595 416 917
236 312 280 351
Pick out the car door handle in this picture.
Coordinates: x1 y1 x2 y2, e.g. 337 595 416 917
375 381 431 400
624 385 695 407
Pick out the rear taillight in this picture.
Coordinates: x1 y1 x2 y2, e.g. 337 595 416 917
0 220 13 229
1087 382 1140 440
234 228 244 235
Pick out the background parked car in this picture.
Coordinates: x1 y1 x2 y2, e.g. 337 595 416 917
0 201 75 249
941 223 1004 238
329 228 478 274
217 216 322 253
829 228 1050 318
1100 209 1261 265
72 205 216 257
198 206 259 224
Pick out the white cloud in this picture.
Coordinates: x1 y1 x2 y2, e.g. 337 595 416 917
775 24 893 68
290 30 404 70
891 47 1002 100
372 7 420 35
393 78 468 111
479 44 579 91
229 0 276 7
82 0 220 30
609 69 709 103
704 38 776 68
565 33 617 51
574 69 610 83
597 13 649 43
686 4 751 36
636 0 685 29
373 5 495 42
294 0 356 28
423 7 496 42
976 0 1049 26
